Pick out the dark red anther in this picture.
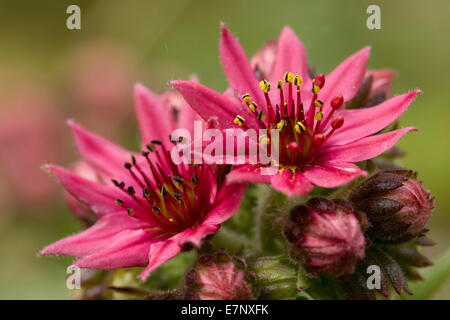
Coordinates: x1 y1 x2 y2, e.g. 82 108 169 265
331 95 344 110
313 74 325 89
331 116 344 129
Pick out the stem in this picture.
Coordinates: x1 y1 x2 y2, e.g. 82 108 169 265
254 185 289 254
409 249 450 299
210 226 257 254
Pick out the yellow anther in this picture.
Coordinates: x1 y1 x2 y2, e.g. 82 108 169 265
293 75 303 86
259 135 270 145
295 121 306 133
277 80 284 89
241 93 252 104
115 199 124 206
284 72 294 83
259 80 271 93
276 120 286 130
314 99 324 108
234 115 245 126
258 110 266 122
313 84 321 94
315 111 324 121
169 218 174 222
127 208 134 216
249 102 258 113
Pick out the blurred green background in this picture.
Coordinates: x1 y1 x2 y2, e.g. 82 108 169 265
0 0 448 299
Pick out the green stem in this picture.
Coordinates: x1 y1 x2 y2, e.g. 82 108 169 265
254 185 289 254
410 249 450 300
210 226 257 254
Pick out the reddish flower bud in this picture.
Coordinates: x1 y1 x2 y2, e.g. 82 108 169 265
349 170 434 243
331 116 344 129
330 95 344 109
313 73 325 88
184 250 256 300
283 198 366 278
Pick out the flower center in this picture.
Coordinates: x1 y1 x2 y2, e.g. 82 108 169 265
112 141 212 234
234 72 345 170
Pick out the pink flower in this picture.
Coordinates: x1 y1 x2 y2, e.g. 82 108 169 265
41 83 245 281
349 170 434 243
171 24 420 197
0 87 66 209
184 251 256 300
284 198 366 277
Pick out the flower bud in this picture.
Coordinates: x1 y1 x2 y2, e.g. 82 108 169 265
349 170 434 243
184 250 256 300
283 198 366 278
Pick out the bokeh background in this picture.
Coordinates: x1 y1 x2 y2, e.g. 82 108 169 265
0 0 448 299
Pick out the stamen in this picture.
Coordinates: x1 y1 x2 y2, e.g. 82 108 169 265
293 75 303 87
259 80 271 93
234 115 245 126
277 80 285 117
151 140 162 145
112 179 120 187
277 120 286 130
314 99 324 108
115 199 124 206
249 102 258 113
312 83 321 95
259 135 270 145
295 121 306 133
146 144 156 152
284 72 294 83
241 93 252 104
314 111 323 121
173 192 183 201
319 95 344 132
173 176 184 184
127 208 134 216
258 110 266 122
127 186 136 196
308 74 326 125
191 174 199 185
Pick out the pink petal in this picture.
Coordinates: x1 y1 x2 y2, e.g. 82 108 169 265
45 165 131 217
74 229 156 269
68 120 132 185
177 102 203 136
140 239 182 280
41 212 152 257
134 83 174 148
203 182 247 226
325 90 421 146
170 80 259 130
316 127 417 163
270 169 314 197
318 47 370 114
270 26 310 84
173 223 220 248
226 165 272 184
367 69 396 98
250 40 277 80
220 23 266 109
303 162 367 188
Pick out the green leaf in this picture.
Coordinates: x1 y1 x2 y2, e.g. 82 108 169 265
409 249 450 299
